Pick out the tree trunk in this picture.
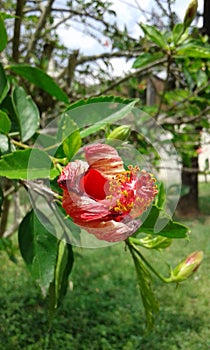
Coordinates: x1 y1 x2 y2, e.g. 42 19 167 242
176 1 209 216
177 156 199 216
203 0 210 36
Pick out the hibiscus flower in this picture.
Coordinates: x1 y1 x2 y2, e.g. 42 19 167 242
58 143 157 242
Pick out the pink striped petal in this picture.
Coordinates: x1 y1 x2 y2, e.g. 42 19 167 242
84 143 124 178
78 218 141 242
62 189 110 223
57 160 88 191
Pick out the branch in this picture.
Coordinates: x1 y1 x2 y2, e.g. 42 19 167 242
92 57 167 96
25 0 55 62
167 0 175 29
12 0 26 62
51 7 136 42
76 50 141 66
153 0 169 18
161 106 210 126
57 50 141 82
22 180 61 201
154 53 172 119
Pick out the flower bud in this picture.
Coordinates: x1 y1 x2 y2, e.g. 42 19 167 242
107 125 131 141
184 0 198 28
170 251 203 282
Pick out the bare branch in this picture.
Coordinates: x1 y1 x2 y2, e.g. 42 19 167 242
154 53 172 119
153 0 169 18
25 0 55 62
161 106 210 126
93 57 167 96
76 50 141 66
12 0 26 62
51 7 136 42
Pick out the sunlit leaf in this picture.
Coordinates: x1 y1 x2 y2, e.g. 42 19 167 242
176 42 210 58
0 15 7 52
132 52 164 69
57 116 81 160
12 86 40 142
140 23 167 49
138 205 189 239
0 148 59 179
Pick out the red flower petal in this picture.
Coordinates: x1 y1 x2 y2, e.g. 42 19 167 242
80 168 108 200
57 144 158 243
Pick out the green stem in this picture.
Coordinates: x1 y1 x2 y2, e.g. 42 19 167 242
43 142 61 152
126 239 171 283
11 139 29 149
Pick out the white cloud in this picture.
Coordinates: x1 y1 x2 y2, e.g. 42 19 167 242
110 57 133 76
58 26 101 53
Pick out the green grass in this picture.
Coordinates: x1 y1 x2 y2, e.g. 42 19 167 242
0 183 210 350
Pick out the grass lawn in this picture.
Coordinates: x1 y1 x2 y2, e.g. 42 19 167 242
0 183 210 350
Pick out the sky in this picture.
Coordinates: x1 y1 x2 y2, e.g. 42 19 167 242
57 0 204 76
58 0 204 50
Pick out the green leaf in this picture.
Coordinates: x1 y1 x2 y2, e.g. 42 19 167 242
12 86 40 142
140 24 167 49
132 52 164 69
49 240 74 313
130 235 172 250
0 134 15 155
57 117 81 160
0 15 7 52
0 237 17 263
0 184 3 213
0 110 11 134
138 205 189 239
0 148 59 179
172 23 186 45
0 12 16 20
63 96 138 139
0 63 10 104
80 100 138 138
9 64 69 103
63 130 81 160
155 182 166 209
66 95 135 112
18 210 59 295
129 245 159 331
176 42 210 58
196 70 207 88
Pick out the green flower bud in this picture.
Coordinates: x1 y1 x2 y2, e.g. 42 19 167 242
184 0 198 28
171 251 203 282
107 125 131 141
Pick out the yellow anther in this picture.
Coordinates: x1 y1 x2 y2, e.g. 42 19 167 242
122 190 128 197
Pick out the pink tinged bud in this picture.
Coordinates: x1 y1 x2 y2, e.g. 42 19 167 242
184 0 198 28
171 251 203 282
57 143 158 242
